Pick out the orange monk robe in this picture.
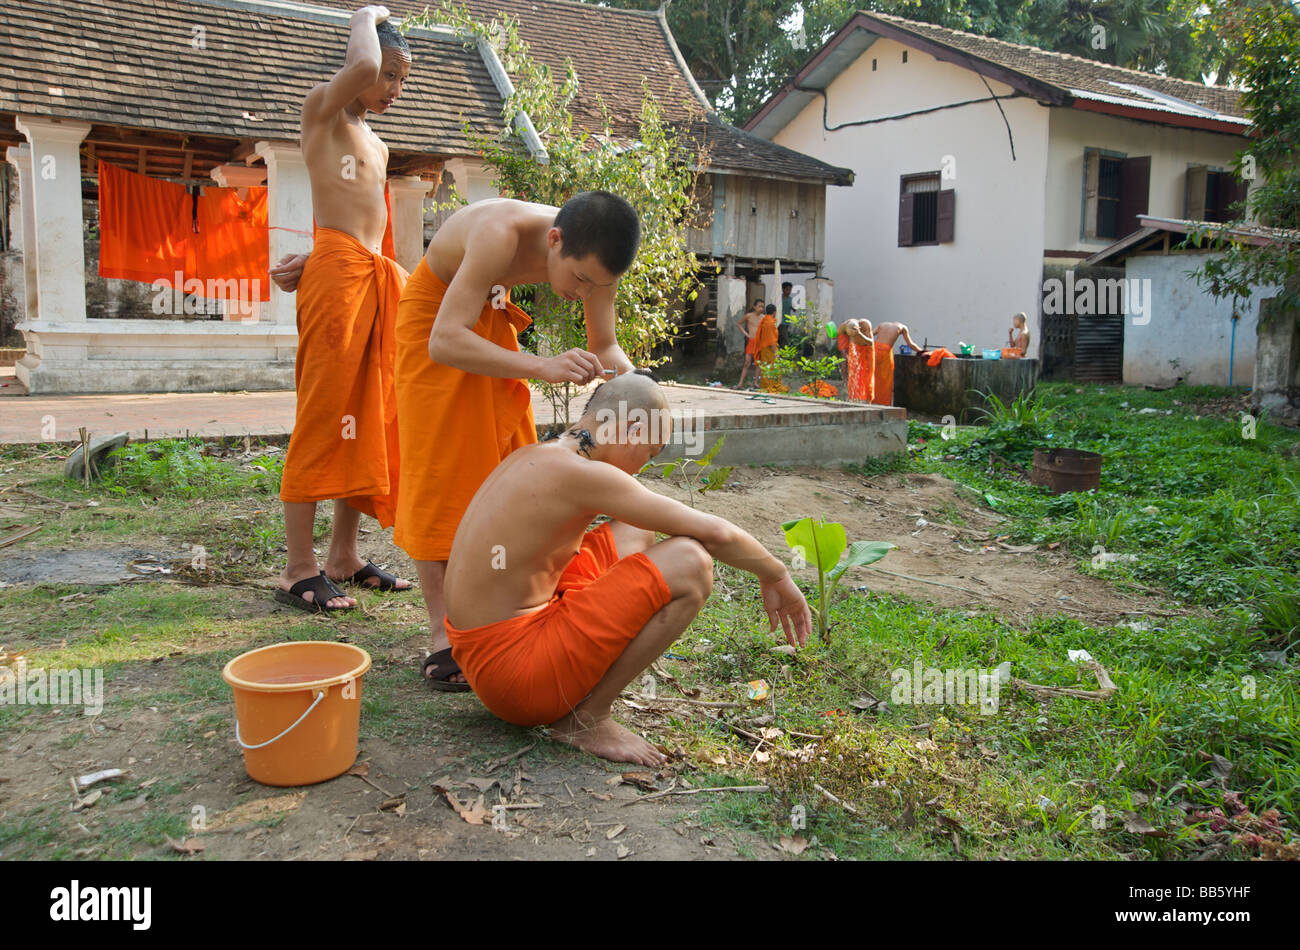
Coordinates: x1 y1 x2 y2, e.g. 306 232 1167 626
873 340 896 406
279 228 408 527
393 259 536 562
754 313 780 363
838 333 874 402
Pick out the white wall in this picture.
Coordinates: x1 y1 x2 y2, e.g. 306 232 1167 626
1123 251 1277 387
771 36 1051 355
1044 109 1246 252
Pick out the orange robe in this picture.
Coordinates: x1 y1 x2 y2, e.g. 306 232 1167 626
873 340 895 406
393 258 536 562
279 228 408 527
754 314 780 363
838 333 874 402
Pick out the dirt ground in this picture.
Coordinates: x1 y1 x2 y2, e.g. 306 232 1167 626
0 465 1175 861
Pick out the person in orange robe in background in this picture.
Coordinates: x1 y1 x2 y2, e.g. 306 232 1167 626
836 318 875 402
267 7 415 612
394 192 641 690
858 320 923 407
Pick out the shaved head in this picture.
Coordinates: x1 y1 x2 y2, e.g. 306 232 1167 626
580 370 672 449
581 370 666 420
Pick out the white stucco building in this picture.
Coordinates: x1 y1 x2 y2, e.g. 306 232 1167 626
743 11 1252 379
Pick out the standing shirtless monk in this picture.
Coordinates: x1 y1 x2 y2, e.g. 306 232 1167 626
395 192 640 689
270 5 415 613
857 319 924 407
443 373 811 763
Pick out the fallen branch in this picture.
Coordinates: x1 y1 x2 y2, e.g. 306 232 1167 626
0 524 40 549
865 566 983 596
1011 660 1116 701
625 692 740 709
813 782 859 815
483 741 536 772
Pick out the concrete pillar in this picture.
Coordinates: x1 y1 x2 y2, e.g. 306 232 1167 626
4 145 38 324
716 275 747 359
1252 289 1300 424
806 278 834 354
210 164 269 323
253 141 312 327
442 158 498 204
386 174 434 273
13 116 91 324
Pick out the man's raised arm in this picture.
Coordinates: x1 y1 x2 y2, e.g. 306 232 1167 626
582 286 635 376
303 6 389 124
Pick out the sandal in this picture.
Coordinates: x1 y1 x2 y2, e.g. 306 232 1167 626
274 572 353 613
337 560 413 592
422 648 471 693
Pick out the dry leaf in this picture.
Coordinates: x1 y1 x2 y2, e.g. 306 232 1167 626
605 824 626 840
342 850 378 861
590 792 612 802
1121 811 1158 834
754 750 771 764
615 843 630 859
778 835 808 855
72 789 103 811
379 795 406 812
443 790 490 825
758 727 784 740
620 771 657 791
916 738 939 752
464 776 498 793
209 791 305 829
165 836 205 855
347 763 370 778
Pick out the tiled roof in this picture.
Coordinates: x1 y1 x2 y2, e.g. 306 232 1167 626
308 0 853 183
862 11 1244 120
747 10 1247 136
0 0 503 158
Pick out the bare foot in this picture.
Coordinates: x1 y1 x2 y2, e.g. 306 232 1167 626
278 569 356 610
548 710 665 766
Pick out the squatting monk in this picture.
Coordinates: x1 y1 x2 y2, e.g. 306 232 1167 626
395 192 640 689
836 318 875 403
268 5 415 612
443 373 811 764
858 319 924 407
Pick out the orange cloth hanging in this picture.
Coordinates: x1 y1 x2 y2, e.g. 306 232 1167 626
873 341 895 406
97 161 191 285
382 183 396 261
393 258 536 562
279 228 409 527
926 347 956 367
195 187 270 300
844 341 874 401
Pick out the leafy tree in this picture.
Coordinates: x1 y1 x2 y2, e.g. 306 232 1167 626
402 3 707 422
1191 0 1300 315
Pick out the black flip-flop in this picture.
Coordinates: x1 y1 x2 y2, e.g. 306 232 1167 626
338 561 414 592
423 648 471 693
274 572 353 613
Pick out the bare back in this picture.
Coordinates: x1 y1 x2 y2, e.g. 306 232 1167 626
443 442 617 628
424 198 556 287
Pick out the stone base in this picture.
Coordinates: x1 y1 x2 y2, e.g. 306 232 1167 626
17 319 297 394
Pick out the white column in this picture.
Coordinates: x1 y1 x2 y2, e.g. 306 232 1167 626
386 175 434 274
4 145 39 325
14 116 91 324
210 164 269 323
442 158 498 204
253 141 312 327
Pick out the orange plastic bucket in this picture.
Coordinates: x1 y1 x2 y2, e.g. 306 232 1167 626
222 641 371 787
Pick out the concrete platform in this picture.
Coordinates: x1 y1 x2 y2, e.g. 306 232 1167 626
0 383 907 465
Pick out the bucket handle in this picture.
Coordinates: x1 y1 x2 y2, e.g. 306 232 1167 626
235 690 326 750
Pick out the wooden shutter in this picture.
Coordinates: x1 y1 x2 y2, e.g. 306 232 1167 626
1217 175 1249 222
1083 150 1100 238
898 193 914 246
1185 165 1208 220
936 189 955 243
1117 155 1151 237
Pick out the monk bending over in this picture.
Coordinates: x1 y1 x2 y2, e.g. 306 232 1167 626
443 373 811 764
857 320 923 407
394 192 639 689
272 5 414 612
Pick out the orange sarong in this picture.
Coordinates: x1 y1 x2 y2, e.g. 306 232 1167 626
446 523 673 726
839 334 874 402
754 314 779 363
279 227 408 527
394 258 536 562
873 340 895 406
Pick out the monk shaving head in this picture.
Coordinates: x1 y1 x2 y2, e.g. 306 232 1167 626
567 371 671 474
358 21 412 116
546 191 641 303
